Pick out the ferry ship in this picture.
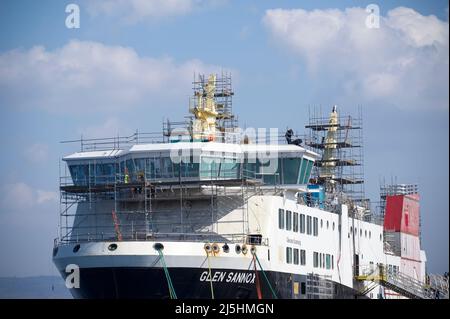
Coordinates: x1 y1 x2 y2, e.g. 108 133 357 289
53 74 448 299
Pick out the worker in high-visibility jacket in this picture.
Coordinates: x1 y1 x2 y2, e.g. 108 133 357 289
124 168 130 184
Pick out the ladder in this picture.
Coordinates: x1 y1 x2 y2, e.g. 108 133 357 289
356 264 449 299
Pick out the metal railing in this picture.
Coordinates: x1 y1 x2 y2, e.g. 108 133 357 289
356 264 449 299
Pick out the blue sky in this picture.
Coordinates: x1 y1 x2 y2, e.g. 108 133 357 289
0 0 448 276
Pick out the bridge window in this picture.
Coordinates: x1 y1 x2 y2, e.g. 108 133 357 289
303 160 314 184
281 158 301 184
200 156 239 179
69 164 89 185
298 159 307 184
260 159 280 185
278 209 285 229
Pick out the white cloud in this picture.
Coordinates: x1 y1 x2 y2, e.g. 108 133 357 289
36 190 58 204
78 117 122 138
86 0 224 23
24 143 49 163
1 182 57 212
0 40 226 114
263 7 449 110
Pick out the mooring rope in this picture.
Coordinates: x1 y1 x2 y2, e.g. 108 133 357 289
252 254 263 299
205 249 215 299
254 252 278 299
157 250 177 299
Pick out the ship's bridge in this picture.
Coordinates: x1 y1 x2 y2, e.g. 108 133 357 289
63 142 319 187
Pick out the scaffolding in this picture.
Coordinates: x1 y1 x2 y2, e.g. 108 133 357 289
191 72 237 132
57 159 279 245
161 72 238 143
306 273 334 299
304 105 366 208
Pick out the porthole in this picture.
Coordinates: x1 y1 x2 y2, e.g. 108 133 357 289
73 244 80 253
153 242 164 251
235 244 241 254
222 243 230 253
108 243 118 251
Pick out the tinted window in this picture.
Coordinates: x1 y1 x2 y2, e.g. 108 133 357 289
293 248 299 265
286 247 292 264
293 212 299 232
300 214 305 233
313 217 319 236
278 209 285 229
286 210 292 231
300 249 306 265
313 252 319 268
307 216 312 235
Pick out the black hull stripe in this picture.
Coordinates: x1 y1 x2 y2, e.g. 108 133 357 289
61 267 362 299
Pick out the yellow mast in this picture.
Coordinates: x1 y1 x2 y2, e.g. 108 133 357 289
190 74 218 141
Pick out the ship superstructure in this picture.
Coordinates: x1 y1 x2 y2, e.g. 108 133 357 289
53 74 448 299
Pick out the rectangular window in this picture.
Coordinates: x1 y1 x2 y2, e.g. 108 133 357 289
282 158 301 184
326 254 331 269
313 252 319 268
322 254 325 268
300 214 305 233
307 216 312 235
278 209 284 229
293 248 299 265
301 282 306 295
286 210 292 231
286 247 293 264
319 253 322 268
332 255 334 269
313 217 318 236
293 212 299 232
300 249 306 265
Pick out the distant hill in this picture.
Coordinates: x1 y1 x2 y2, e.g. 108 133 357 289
0 276 72 299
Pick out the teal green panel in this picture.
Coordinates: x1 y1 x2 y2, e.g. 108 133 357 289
298 158 307 184
282 158 301 184
303 160 314 184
